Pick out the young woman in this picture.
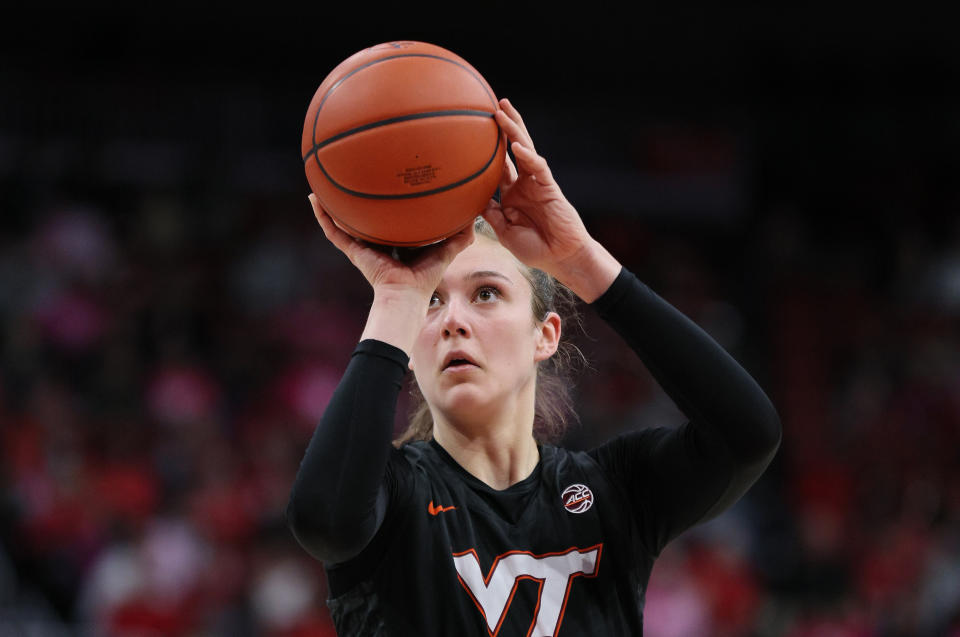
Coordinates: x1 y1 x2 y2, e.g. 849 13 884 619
287 98 781 636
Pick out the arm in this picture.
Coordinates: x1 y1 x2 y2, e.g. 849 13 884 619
285 338 407 563
286 196 474 564
484 99 779 550
590 268 782 551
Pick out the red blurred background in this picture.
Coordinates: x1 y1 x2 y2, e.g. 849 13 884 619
2 8 959 636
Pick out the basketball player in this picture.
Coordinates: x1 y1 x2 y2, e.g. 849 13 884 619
287 98 781 635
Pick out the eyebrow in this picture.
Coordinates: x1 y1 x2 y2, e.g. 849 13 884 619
467 270 513 284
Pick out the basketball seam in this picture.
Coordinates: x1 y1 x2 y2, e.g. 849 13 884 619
326 210 475 247
301 110 494 165
310 127 502 200
310 52 498 168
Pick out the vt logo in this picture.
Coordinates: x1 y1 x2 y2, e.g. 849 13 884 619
453 544 602 636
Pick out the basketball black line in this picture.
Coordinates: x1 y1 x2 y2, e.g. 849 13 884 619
301 110 493 165
326 211 475 247
310 121 502 200
310 52 498 167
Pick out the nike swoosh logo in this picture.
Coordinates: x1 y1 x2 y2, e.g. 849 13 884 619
428 500 457 516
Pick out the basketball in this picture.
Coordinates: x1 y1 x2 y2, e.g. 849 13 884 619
301 41 506 247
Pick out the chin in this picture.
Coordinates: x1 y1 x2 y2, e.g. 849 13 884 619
437 385 496 419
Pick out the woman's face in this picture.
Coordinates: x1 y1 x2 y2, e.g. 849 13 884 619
410 237 559 428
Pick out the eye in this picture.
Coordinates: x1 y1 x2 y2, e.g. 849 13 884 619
428 292 441 308
474 286 501 303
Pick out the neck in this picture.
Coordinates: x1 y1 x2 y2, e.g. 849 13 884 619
432 389 540 490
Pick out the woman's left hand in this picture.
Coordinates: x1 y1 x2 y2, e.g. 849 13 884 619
483 98 620 302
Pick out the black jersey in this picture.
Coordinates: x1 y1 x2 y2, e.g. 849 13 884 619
287 267 782 636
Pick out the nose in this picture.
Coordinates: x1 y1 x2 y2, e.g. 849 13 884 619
441 298 471 338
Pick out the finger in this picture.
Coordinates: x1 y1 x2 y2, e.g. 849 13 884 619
482 201 509 238
310 194 362 258
507 150 519 184
511 141 555 185
501 205 528 226
497 98 535 150
484 197 529 229
443 220 476 258
502 147 519 186
495 109 535 155
414 222 475 269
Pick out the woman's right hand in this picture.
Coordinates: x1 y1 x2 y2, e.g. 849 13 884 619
311 194 475 298
310 194 475 352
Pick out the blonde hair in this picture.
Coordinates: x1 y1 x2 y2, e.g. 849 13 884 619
394 217 584 447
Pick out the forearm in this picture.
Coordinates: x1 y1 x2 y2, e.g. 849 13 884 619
589 268 781 544
360 287 430 356
592 268 781 470
286 340 408 563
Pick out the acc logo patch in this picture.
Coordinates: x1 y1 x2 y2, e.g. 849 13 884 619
561 483 594 514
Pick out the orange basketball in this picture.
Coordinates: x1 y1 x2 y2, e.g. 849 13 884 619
301 41 506 247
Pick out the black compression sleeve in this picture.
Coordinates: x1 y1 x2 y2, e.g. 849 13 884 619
286 339 408 564
590 267 781 548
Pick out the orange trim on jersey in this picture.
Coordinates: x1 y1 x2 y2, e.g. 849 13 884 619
452 543 603 637
555 543 604 633
524 576 545 637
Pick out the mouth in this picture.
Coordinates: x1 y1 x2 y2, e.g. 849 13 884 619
442 352 479 371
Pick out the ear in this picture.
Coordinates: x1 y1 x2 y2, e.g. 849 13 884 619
533 311 562 363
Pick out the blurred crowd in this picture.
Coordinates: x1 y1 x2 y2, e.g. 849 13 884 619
1 175 959 636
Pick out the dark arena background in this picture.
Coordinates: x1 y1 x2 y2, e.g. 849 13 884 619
2 7 959 636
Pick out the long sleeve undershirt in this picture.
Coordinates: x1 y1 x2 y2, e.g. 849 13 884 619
286 267 782 563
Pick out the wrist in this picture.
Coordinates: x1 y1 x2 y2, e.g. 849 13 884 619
360 288 430 355
553 239 622 303
371 284 432 306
